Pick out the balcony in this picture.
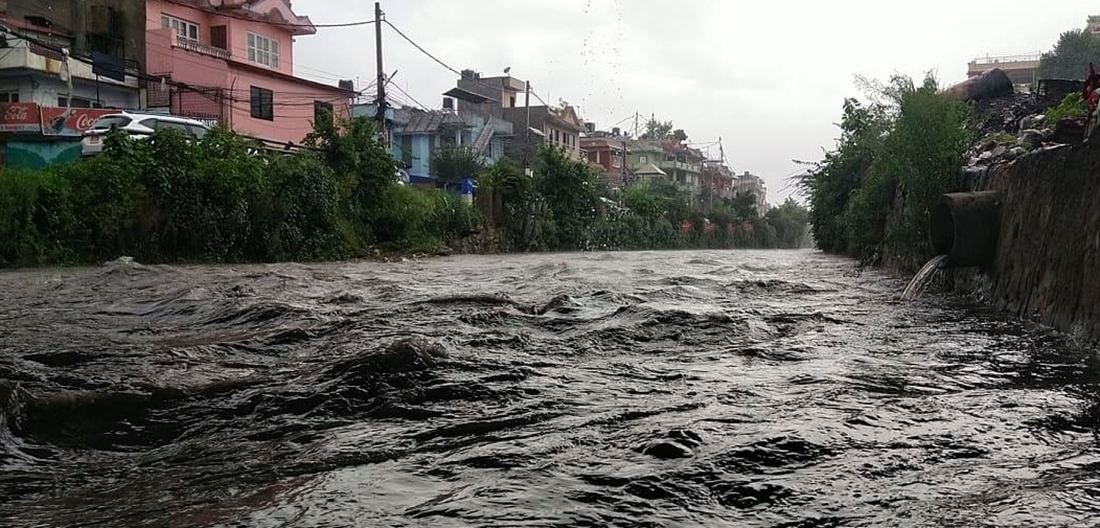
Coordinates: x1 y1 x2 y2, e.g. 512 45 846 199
173 34 230 61
0 38 137 88
657 159 701 173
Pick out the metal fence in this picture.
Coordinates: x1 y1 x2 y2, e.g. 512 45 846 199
143 78 226 123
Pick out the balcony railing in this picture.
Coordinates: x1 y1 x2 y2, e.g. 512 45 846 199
969 54 1041 66
657 159 701 173
174 34 230 61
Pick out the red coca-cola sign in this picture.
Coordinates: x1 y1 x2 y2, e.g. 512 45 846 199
40 107 118 136
0 102 42 133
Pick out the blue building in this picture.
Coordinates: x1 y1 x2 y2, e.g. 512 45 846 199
351 102 512 185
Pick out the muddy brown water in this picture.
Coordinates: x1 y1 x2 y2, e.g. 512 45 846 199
1 250 1098 528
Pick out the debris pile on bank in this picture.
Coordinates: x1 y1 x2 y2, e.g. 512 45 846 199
949 69 1087 181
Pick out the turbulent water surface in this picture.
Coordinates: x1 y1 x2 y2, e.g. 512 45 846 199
1 250 1098 528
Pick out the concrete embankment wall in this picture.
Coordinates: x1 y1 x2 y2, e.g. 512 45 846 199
957 141 1100 339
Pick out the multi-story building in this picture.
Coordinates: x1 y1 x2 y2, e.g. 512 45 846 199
144 0 354 142
1 0 354 149
500 103 586 161
625 140 703 197
580 135 626 187
351 100 512 186
0 2 145 167
443 69 586 162
0 2 143 110
733 171 768 214
700 161 735 206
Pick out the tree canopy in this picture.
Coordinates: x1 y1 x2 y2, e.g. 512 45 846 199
1038 28 1100 80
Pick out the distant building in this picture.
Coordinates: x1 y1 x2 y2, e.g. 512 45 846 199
625 140 704 198
444 69 584 163
500 104 586 161
733 171 768 214
700 161 735 205
351 102 512 185
580 136 626 187
967 54 1040 90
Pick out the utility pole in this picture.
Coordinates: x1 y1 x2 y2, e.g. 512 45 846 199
633 111 639 139
374 2 386 129
523 80 531 173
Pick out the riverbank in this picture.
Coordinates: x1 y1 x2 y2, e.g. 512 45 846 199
0 118 810 269
942 139 1100 341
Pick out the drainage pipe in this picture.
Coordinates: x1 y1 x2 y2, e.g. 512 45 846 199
929 191 1001 267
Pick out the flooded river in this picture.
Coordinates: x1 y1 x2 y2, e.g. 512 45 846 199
1 250 1098 527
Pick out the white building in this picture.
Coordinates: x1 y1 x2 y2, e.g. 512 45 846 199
733 171 768 214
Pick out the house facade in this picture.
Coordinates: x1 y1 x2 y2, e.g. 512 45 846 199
581 136 626 186
700 161 735 206
733 171 768 213
351 101 512 185
500 104 586 161
625 140 703 197
0 3 144 168
143 0 353 142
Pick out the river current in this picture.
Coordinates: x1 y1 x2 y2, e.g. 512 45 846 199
1 250 1098 527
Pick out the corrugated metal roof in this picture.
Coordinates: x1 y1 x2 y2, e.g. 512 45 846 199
398 109 466 135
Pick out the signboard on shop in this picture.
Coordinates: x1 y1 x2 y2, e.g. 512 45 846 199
40 107 118 136
0 103 43 133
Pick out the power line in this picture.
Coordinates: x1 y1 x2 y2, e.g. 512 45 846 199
383 19 462 77
384 18 557 108
388 83 430 111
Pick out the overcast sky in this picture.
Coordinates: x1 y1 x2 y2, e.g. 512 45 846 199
293 1 1092 205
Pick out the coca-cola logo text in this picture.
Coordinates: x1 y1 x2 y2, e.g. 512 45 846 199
3 105 29 122
74 113 98 130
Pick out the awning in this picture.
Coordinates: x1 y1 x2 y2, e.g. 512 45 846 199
443 87 497 104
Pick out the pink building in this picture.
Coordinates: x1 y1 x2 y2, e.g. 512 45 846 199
144 0 353 143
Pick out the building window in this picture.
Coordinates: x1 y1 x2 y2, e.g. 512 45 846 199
314 100 334 125
612 151 622 168
0 92 18 103
509 96 516 107
250 86 274 121
162 14 199 42
639 155 648 164
248 33 280 68
58 96 102 108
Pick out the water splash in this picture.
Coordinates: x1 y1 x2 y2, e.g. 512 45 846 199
901 255 949 301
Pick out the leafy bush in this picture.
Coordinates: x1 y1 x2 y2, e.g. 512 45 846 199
0 118 483 267
799 74 971 268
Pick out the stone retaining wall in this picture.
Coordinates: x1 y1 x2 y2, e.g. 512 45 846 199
956 142 1100 339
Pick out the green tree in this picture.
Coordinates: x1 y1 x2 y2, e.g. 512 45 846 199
672 129 688 143
765 198 811 248
798 74 970 267
431 146 484 186
1038 28 1100 80
729 191 759 220
641 119 674 140
796 97 886 253
535 145 600 249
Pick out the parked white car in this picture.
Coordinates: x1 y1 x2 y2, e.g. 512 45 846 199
81 113 211 157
